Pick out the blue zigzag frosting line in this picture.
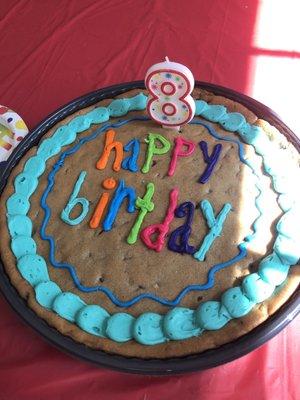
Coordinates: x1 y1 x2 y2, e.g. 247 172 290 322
40 117 249 307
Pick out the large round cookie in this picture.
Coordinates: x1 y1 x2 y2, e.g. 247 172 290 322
0 86 299 359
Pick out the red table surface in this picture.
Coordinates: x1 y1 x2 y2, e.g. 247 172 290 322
0 1 299 399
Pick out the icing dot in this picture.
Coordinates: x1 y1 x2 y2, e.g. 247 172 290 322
24 155 45 177
6 193 30 215
195 100 208 115
11 235 36 259
201 105 227 122
221 287 254 318
86 107 109 124
17 254 49 286
108 99 130 117
77 305 110 337
102 177 117 190
242 273 275 303
14 172 38 198
274 235 300 265
133 312 167 345
195 301 231 330
35 281 62 308
163 307 202 340
258 253 290 286
106 313 134 342
8 215 32 238
52 292 86 322
219 112 246 132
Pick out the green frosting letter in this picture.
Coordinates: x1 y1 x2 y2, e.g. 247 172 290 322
127 182 155 244
141 133 171 174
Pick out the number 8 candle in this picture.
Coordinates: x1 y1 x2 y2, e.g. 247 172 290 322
145 57 196 130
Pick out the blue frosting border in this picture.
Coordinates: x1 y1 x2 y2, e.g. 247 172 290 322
5 93 300 345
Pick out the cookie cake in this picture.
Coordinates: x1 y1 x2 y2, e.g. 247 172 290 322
0 59 299 360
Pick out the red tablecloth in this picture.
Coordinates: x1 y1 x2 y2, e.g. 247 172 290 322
0 1 299 398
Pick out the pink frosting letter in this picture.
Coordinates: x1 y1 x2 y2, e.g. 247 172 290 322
141 188 179 252
168 136 196 177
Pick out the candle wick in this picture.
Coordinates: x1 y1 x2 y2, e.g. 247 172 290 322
165 56 170 62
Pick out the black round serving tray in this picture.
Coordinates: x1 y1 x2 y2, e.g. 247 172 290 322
0 81 299 375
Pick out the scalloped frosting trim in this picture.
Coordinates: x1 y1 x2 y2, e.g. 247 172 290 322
6 93 300 345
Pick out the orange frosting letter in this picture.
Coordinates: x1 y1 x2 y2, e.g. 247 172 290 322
96 129 123 172
89 178 117 229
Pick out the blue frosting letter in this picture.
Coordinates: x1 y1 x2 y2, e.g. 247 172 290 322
102 180 136 231
198 141 222 184
194 200 232 261
121 138 140 172
168 201 196 254
61 171 89 225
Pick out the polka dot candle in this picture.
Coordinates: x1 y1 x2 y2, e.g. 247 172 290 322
145 57 196 130
0 105 28 161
